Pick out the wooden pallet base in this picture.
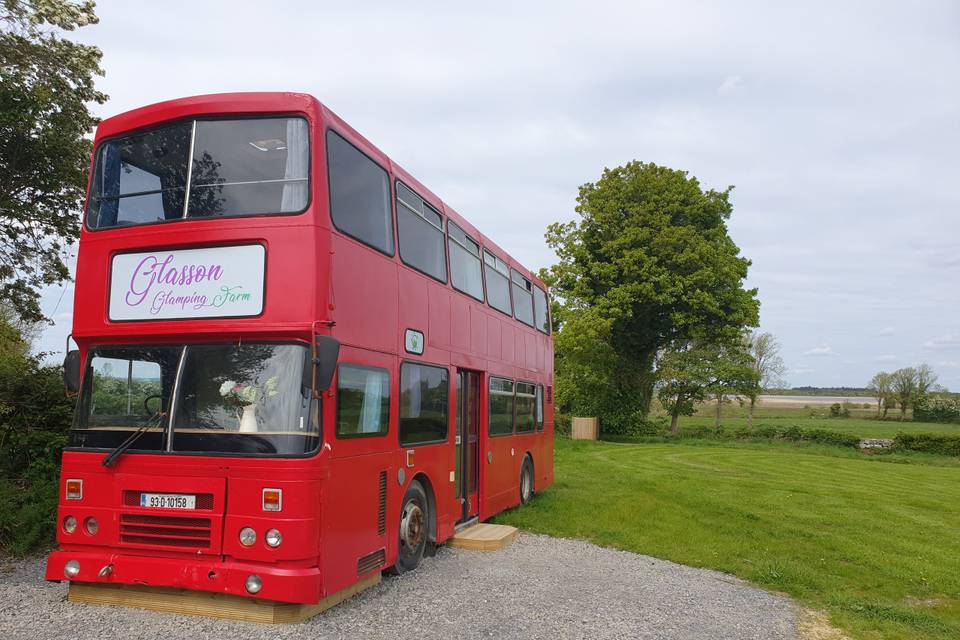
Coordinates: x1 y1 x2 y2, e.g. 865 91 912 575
67 572 381 624
447 523 518 551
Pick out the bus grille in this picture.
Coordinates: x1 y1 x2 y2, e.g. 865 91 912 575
377 471 387 536
357 548 385 576
119 514 213 550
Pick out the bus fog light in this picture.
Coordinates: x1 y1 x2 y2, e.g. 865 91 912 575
84 517 99 535
265 529 282 548
239 527 256 546
245 574 262 594
63 516 77 534
64 560 80 578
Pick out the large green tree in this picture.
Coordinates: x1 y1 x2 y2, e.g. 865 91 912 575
545 161 759 431
0 0 105 322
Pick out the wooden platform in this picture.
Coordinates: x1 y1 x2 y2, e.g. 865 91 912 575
447 523 519 551
67 572 380 624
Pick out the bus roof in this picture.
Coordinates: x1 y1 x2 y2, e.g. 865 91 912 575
95 91 547 291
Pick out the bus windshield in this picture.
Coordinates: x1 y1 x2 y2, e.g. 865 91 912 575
70 343 319 456
85 116 310 229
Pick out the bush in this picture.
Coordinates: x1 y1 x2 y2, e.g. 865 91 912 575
799 428 861 448
913 396 960 424
628 418 668 437
893 433 960 457
661 424 861 449
0 316 75 554
829 403 850 418
554 413 571 437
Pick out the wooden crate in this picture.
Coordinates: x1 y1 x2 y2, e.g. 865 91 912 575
447 523 519 551
67 572 380 624
571 417 599 440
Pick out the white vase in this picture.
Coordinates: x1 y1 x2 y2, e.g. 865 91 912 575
238 404 258 433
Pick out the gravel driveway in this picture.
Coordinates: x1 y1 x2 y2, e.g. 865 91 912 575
0 534 798 639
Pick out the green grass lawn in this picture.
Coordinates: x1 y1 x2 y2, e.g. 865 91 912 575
494 438 960 640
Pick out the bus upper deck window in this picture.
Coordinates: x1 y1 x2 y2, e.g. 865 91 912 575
86 117 310 229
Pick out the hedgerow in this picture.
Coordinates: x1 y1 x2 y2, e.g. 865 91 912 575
893 433 960 457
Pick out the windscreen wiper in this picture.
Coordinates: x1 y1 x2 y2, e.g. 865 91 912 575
101 412 166 467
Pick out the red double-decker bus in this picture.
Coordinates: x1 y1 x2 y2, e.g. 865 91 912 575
45 93 554 605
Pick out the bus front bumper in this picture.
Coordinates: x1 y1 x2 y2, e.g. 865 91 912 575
45 550 322 604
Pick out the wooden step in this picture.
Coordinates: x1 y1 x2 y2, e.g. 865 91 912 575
447 523 518 551
67 572 380 624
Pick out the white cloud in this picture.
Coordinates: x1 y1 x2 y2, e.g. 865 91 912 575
25 0 960 396
790 368 815 375
936 360 959 368
716 75 744 95
803 346 835 357
874 354 897 362
878 326 895 336
923 334 960 350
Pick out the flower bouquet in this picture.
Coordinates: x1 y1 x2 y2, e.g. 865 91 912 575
219 378 278 432
219 380 258 407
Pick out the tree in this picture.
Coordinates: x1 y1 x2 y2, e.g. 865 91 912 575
914 363 938 407
0 307 75 553
866 371 893 418
545 161 759 430
0 0 106 322
742 330 787 428
891 367 917 420
657 340 757 435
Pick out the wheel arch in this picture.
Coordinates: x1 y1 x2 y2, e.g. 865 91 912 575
411 472 438 543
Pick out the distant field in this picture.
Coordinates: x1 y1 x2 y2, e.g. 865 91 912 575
675 398 960 439
496 438 960 640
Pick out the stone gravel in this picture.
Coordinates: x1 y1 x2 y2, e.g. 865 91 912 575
0 533 798 639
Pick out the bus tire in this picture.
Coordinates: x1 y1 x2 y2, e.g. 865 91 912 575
519 456 535 505
393 480 428 574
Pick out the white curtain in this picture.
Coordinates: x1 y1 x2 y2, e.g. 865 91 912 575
407 366 422 418
359 370 384 433
280 119 309 212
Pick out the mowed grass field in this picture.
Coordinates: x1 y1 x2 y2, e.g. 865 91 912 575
681 400 960 439
494 437 960 640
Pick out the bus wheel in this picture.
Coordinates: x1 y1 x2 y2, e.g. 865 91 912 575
519 456 535 505
395 480 428 574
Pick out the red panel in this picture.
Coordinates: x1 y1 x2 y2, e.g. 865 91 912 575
332 236 398 354
397 268 428 343
427 283 450 349
486 315 501 359
470 305 486 354
451 298 470 352
501 322 515 363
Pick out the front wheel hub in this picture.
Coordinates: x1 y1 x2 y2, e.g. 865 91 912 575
400 501 424 549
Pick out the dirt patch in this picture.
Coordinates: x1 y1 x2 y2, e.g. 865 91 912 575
904 595 946 608
796 609 851 640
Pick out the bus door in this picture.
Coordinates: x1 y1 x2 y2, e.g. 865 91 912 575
454 369 480 523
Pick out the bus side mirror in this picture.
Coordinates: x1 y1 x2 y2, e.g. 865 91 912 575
303 336 340 397
63 350 81 394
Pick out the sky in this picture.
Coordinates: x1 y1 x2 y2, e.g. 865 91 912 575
34 0 960 390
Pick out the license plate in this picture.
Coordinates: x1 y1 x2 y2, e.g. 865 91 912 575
140 493 196 510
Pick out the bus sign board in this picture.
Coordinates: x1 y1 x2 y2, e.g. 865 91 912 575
108 244 265 321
